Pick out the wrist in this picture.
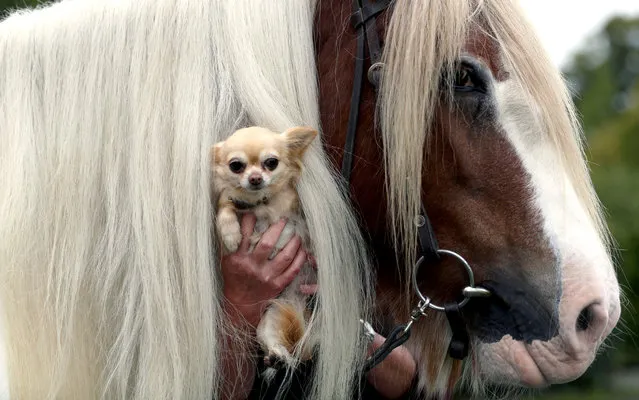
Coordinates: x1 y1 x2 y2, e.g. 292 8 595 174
224 298 263 331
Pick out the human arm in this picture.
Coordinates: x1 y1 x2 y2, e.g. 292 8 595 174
220 213 308 399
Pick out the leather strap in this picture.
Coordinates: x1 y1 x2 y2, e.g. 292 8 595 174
417 204 440 263
341 6 365 186
341 0 390 186
341 0 471 371
351 0 389 72
444 303 469 360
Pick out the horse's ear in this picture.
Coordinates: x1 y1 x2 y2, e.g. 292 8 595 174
283 126 317 157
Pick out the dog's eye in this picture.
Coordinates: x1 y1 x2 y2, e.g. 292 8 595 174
228 160 246 174
263 158 279 171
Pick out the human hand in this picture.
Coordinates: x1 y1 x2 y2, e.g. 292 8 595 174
306 278 416 399
367 332 417 399
221 213 308 329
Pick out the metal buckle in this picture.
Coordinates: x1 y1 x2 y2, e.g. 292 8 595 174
367 62 384 86
412 249 491 313
359 319 377 344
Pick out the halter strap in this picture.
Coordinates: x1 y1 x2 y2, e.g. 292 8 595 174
341 0 439 261
342 0 471 365
341 0 390 186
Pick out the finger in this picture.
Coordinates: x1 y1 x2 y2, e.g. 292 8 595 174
269 235 302 275
238 213 257 253
299 284 318 296
307 254 317 269
253 218 287 261
272 249 306 291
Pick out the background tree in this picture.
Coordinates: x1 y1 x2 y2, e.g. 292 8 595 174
542 14 639 398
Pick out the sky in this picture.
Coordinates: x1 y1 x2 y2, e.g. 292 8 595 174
518 1 639 69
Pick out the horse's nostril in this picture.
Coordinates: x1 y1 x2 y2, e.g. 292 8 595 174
576 304 594 332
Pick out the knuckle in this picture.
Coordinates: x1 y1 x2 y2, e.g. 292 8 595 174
280 252 294 265
289 264 302 276
295 253 306 267
258 239 275 252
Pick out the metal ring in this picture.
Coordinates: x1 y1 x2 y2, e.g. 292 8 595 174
367 62 384 86
412 249 478 312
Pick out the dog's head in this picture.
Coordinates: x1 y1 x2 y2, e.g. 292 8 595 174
211 126 317 196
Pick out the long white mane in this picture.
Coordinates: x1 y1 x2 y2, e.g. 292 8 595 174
0 1 373 399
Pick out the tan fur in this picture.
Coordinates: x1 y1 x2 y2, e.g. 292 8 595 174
270 301 308 358
210 125 320 371
211 126 316 252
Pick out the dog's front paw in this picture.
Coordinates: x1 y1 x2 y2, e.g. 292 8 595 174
222 229 242 252
217 208 242 252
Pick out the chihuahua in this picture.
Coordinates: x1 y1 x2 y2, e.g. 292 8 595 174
211 125 319 375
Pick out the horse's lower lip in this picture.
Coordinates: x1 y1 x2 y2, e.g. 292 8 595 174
476 339 549 388
508 342 549 388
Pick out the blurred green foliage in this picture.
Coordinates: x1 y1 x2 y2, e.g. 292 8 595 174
0 0 40 14
526 14 639 400
0 0 637 398
571 15 639 360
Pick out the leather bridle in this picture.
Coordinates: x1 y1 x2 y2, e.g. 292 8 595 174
343 0 491 371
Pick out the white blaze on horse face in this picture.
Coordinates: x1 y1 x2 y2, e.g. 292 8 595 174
476 77 621 387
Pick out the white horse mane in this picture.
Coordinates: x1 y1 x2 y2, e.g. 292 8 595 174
0 0 373 399
0 0 615 399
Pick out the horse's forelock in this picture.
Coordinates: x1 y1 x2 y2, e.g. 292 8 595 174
377 0 610 396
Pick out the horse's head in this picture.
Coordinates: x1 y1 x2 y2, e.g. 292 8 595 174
316 0 620 397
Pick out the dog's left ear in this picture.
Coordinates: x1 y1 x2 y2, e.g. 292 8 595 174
283 126 318 158
210 142 224 166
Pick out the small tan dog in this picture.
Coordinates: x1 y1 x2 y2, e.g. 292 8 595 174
211 125 319 375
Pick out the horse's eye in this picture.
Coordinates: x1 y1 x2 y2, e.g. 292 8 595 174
454 66 475 89
263 158 279 171
229 160 245 173
452 61 487 94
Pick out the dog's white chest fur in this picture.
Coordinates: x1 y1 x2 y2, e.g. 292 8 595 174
247 195 311 255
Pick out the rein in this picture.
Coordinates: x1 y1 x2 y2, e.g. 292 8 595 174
342 0 490 373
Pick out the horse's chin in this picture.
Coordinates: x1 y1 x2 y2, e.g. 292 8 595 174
474 336 593 389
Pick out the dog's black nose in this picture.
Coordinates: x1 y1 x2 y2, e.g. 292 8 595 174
249 174 263 186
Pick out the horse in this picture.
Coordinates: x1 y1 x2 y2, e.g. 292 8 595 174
0 0 620 400
314 0 621 397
